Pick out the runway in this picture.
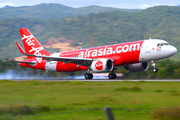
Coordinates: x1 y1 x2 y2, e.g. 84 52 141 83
2 79 180 82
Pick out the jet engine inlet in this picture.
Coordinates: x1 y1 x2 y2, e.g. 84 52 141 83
90 59 114 72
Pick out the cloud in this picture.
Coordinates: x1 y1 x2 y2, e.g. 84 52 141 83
0 2 16 7
139 4 152 9
0 0 179 9
139 3 176 9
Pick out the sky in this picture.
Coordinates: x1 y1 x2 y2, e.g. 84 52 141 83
0 0 179 9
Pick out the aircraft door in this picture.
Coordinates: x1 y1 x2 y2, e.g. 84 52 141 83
145 40 151 53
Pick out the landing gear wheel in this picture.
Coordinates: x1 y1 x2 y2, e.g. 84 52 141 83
153 68 158 73
108 73 117 79
84 73 93 79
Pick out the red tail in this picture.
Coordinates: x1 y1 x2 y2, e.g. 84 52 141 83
19 28 50 59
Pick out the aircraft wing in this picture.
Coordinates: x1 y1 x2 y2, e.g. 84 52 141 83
4 60 36 65
24 53 94 67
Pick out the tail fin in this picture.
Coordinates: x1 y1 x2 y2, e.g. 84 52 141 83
19 28 50 59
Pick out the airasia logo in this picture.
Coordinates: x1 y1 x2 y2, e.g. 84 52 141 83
22 34 44 63
95 61 103 70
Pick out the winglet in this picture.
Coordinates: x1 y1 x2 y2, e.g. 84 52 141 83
16 42 25 54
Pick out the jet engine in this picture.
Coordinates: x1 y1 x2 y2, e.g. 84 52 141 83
125 62 149 72
90 59 114 72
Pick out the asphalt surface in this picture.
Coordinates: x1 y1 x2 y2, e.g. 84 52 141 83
2 79 180 82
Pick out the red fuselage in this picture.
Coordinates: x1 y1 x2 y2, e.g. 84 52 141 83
20 40 143 72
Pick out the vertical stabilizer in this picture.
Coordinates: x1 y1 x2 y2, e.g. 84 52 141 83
19 28 50 59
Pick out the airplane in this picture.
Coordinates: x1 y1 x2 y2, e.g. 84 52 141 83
5 28 177 79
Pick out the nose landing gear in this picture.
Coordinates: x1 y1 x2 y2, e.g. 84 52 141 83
151 61 158 73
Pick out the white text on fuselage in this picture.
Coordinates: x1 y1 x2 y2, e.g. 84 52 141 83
78 43 140 58
22 34 44 63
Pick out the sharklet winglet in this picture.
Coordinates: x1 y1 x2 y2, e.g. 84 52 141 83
16 42 25 54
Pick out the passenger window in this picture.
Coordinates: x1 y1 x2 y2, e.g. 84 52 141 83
157 43 160 47
161 43 164 46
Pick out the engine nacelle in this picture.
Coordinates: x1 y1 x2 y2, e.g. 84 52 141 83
125 62 149 72
90 59 114 72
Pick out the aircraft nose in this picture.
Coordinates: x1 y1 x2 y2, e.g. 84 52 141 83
170 46 177 55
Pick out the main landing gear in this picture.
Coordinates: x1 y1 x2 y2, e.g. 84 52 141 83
84 72 117 79
84 69 93 79
84 68 117 79
151 60 158 73
84 73 93 79
108 73 117 79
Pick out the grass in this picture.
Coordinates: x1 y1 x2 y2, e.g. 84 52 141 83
152 107 180 120
0 80 180 119
113 86 142 92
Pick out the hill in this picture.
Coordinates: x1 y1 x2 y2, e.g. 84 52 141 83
42 6 180 59
1 6 180 60
0 3 140 19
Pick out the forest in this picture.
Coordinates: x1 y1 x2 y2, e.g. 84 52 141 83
0 6 180 59
0 4 180 79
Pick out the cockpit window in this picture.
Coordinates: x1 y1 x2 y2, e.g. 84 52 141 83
157 43 169 47
164 43 169 45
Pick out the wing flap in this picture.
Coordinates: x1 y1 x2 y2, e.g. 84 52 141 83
4 60 36 65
